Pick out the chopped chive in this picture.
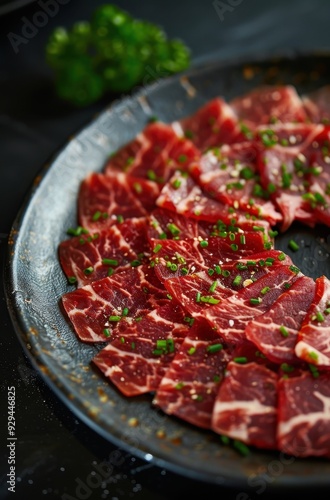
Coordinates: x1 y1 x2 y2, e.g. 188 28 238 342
167 223 180 236
233 440 250 456
288 240 299 252
175 382 185 389
315 311 325 322
278 253 286 261
233 275 242 286
103 328 111 337
206 343 223 353
92 210 102 221
172 178 182 189
222 270 230 277
153 243 163 253
308 363 319 378
308 351 318 361
68 276 77 284
170 263 178 272
200 295 220 304
196 292 201 303
233 357 248 364
187 346 196 355
107 267 114 277
122 307 129 317
130 259 141 267
250 297 261 305
178 154 187 163
200 239 208 248
109 315 121 322
279 325 289 337
83 266 94 275
260 286 270 295
215 265 222 274
116 214 124 223
269 230 278 238
147 170 157 181
181 267 189 275
208 268 215 276
102 258 119 266
220 434 230 445
67 226 89 236
280 363 294 373
240 234 246 245
209 281 218 293
231 243 239 251
133 182 143 193
289 265 300 274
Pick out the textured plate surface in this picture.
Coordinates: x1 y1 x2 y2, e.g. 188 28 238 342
5 51 330 489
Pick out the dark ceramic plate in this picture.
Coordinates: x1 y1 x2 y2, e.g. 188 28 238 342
5 51 330 490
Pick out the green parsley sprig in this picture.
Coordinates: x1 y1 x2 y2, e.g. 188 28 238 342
45 4 191 106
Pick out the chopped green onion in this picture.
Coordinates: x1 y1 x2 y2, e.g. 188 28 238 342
288 240 299 252
109 315 121 322
233 275 242 286
103 328 111 337
279 325 289 337
83 266 94 275
102 258 119 266
206 343 223 353
233 357 248 364
153 243 163 253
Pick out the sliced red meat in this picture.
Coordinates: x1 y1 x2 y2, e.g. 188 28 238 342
164 250 292 318
151 231 270 283
92 303 189 396
59 217 150 287
304 126 330 226
295 275 330 368
212 360 278 449
189 143 282 225
153 319 232 429
78 172 160 233
104 121 200 183
156 169 275 230
277 370 330 457
256 123 324 230
178 97 244 151
230 85 307 128
245 275 315 365
147 208 200 241
302 85 330 124
61 265 168 342
200 265 301 344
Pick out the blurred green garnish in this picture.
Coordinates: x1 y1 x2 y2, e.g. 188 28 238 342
45 4 191 106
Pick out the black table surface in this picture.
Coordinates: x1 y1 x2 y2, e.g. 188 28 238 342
1 1 330 499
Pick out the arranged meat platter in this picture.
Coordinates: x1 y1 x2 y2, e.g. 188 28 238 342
6 52 330 488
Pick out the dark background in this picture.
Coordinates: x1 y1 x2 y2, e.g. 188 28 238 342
1 1 330 499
